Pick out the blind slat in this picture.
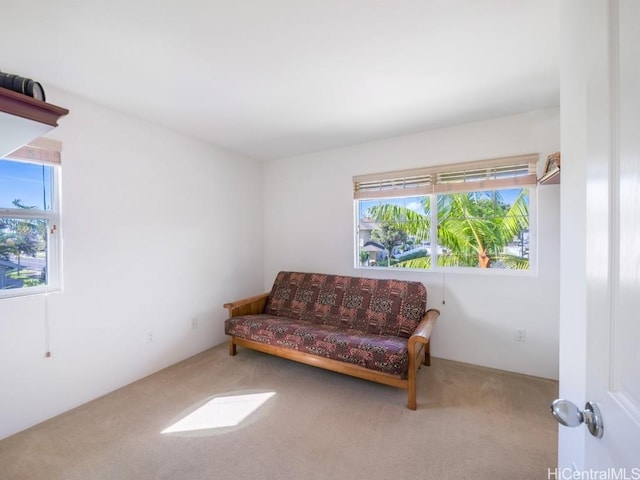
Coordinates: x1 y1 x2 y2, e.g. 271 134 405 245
433 174 537 193
355 185 434 200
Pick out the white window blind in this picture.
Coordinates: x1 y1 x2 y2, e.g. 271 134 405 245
353 154 538 199
5 137 62 166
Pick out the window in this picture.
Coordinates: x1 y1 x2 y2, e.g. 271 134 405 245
0 139 61 297
354 154 537 272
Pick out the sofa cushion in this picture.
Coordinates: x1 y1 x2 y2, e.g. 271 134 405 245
263 271 426 339
225 314 411 376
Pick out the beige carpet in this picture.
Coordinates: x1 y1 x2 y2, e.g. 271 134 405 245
0 344 558 480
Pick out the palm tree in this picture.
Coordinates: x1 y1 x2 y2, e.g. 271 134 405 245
367 190 529 269
370 223 408 266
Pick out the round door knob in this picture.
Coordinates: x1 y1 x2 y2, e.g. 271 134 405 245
550 399 604 438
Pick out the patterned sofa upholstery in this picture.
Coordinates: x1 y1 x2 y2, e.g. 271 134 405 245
224 271 440 410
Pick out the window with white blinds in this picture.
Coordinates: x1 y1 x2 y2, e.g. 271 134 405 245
354 154 538 272
1 138 62 298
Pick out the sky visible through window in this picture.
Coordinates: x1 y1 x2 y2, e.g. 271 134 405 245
0 159 52 210
358 189 524 219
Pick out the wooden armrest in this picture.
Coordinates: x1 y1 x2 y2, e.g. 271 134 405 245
223 292 270 317
408 308 440 348
406 308 440 408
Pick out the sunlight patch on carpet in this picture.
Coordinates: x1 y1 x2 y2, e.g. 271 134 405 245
161 392 276 434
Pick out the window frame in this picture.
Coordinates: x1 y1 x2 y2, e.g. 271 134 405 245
0 141 62 299
354 155 538 275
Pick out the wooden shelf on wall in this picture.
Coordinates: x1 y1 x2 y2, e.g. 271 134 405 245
538 167 560 185
0 86 69 158
0 87 68 127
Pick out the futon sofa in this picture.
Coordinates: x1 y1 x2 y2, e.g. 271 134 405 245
223 271 440 409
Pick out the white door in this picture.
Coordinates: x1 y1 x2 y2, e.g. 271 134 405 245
581 0 640 469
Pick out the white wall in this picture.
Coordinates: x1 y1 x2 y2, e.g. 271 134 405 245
0 88 264 440
263 109 560 380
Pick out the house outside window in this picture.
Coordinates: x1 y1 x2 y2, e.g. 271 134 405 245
354 154 538 273
0 139 62 298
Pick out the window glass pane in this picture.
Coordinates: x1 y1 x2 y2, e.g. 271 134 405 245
436 188 529 269
357 195 431 269
0 217 48 290
496 188 529 217
0 159 53 210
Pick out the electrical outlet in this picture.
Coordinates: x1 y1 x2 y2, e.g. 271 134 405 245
191 317 198 330
146 331 154 344
515 328 526 342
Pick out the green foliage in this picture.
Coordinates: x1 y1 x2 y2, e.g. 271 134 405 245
1 219 43 260
1 200 47 265
369 202 431 240
364 189 529 269
370 222 409 266
392 253 431 269
0 228 12 260
436 190 528 268
12 199 36 210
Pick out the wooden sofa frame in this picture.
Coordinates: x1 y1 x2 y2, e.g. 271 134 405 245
224 292 440 410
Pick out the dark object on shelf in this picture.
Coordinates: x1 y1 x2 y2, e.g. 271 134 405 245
0 71 46 101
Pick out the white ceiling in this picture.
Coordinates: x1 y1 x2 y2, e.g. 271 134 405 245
1 0 559 160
